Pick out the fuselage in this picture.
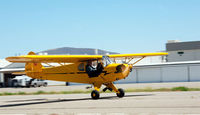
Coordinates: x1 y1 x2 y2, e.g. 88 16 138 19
26 62 132 85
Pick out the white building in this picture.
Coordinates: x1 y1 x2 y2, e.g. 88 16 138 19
0 62 24 87
0 59 11 87
166 40 200 62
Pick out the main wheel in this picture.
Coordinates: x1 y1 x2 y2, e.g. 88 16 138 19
116 88 125 98
43 83 47 87
91 90 100 99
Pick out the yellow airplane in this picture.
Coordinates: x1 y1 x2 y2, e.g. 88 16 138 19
6 51 168 99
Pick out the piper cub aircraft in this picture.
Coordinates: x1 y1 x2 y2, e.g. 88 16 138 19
6 52 167 99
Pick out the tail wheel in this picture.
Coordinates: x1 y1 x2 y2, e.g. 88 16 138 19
116 88 125 98
91 90 100 99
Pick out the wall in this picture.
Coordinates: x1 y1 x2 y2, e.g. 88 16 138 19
167 49 200 62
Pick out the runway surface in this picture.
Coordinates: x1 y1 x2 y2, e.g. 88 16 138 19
0 91 200 115
1 82 200 93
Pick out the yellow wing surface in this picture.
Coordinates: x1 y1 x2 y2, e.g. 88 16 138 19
6 52 168 63
109 52 168 58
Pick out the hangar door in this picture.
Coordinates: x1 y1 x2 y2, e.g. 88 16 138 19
115 69 137 83
162 66 188 82
189 65 200 81
137 67 161 83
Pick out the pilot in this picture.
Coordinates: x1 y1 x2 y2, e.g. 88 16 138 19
86 60 103 78
96 62 104 74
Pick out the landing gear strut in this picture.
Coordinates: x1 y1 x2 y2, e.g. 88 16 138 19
104 83 125 98
103 87 113 92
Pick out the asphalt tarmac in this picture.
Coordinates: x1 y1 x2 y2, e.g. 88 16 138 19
0 91 200 115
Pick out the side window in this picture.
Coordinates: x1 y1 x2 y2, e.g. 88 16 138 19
78 63 85 71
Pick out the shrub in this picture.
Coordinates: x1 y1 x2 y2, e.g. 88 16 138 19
171 87 189 91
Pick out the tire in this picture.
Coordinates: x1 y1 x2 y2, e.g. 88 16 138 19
43 83 47 87
116 88 125 98
91 90 100 99
33 83 37 88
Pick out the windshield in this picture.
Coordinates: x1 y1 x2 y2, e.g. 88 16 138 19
102 56 113 67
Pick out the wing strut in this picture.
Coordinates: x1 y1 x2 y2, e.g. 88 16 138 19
126 57 134 64
130 56 146 65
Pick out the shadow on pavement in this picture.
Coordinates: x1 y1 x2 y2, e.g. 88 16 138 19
6 99 48 102
0 94 153 108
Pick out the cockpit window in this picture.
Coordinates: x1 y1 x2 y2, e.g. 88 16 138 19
102 56 113 67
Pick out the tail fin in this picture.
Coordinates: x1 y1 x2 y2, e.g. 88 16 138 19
25 52 43 79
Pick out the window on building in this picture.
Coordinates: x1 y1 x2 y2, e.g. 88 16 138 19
177 51 184 56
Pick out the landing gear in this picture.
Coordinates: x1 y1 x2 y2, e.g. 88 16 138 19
116 88 125 98
91 90 100 99
104 83 125 98
90 83 125 99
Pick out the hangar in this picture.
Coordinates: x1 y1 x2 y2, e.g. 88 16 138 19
115 40 200 83
116 60 200 83
0 63 24 87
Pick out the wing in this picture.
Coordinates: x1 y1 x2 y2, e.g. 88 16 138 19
6 52 168 63
108 52 168 58
6 54 102 63
108 52 168 65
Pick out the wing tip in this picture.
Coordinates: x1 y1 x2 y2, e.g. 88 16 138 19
6 51 36 62
6 56 21 62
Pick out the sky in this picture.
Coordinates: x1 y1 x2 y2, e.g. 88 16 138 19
0 0 200 58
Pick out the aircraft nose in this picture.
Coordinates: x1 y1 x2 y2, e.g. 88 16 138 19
120 64 132 78
129 65 133 72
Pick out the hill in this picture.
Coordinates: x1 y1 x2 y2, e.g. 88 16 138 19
38 47 119 55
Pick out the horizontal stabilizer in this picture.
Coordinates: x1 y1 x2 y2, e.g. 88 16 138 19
12 72 26 75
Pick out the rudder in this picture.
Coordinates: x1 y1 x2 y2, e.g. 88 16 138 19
25 52 43 79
